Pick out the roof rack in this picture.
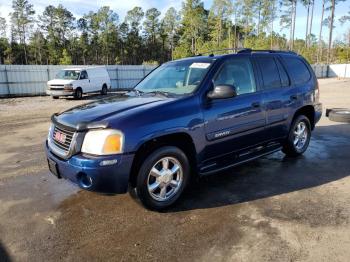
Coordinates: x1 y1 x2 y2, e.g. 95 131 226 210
194 48 298 57
195 48 251 56
237 49 298 55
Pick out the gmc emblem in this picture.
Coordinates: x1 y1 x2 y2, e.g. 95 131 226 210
54 131 66 143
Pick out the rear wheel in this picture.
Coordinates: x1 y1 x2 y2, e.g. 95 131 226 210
101 84 108 95
136 146 190 210
52 96 59 99
282 115 311 157
74 88 83 100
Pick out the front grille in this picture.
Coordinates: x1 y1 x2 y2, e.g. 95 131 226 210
49 85 64 90
52 125 75 153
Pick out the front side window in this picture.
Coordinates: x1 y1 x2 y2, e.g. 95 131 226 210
135 59 213 95
214 57 256 95
55 70 80 80
80 71 88 80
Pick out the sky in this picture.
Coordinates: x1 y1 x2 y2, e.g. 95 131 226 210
0 0 349 42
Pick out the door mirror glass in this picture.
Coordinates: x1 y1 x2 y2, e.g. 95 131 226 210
207 84 237 99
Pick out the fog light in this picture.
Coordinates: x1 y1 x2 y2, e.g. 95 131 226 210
100 159 118 166
79 173 93 189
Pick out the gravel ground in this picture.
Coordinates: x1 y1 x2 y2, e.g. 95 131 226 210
0 79 350 262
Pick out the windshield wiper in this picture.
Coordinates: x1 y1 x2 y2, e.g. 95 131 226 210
143 90 171 97
128 89 145 96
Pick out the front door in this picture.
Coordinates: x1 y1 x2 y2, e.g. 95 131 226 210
202 56 266 162
79 70 91 92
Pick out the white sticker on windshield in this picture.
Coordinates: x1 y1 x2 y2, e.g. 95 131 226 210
190 63 211 69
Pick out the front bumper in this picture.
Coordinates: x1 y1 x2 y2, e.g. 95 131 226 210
45 141 134 194
46 89 74 96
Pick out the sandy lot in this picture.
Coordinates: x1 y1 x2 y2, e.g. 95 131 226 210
0 79 350 262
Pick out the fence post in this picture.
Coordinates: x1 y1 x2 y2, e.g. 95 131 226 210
116 67 119 89
326 64 330 78
4 66 10 97
47 66 50 81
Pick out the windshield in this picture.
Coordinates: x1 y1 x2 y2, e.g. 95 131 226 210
135 59 213 95
55 70 80 80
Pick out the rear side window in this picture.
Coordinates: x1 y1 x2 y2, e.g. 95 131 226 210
275 59 290 87
256 57 281 89
282 57 311 85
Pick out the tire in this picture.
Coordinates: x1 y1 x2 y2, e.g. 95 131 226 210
52 96 59 99
282 115 311 157
74 88 83 100
325 108 345 117
328 109 350 123
101 84 108 95
136 146 190 211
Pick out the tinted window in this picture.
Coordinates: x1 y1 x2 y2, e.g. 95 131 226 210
276 58 290 87
80 71 88 79
214 57 256 95
256 57 281 89
283 57 311 85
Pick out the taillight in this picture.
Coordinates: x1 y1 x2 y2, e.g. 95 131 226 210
315 80 320 99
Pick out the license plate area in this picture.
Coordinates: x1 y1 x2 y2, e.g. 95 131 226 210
48 158 61 178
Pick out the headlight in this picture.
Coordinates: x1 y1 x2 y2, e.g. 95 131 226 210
48 124 54 141
64 84 73 90
81 129 124 155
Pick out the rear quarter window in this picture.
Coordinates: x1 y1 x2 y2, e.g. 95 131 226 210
282 57 311 85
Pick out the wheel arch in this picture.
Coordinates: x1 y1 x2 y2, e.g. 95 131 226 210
129 132 197 188
293 105 316 130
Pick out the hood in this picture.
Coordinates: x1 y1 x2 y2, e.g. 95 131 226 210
47 79 75 85
53 95 168 130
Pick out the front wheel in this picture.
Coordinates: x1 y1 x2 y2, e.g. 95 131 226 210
136 146 190 210
282 115 311 157
74 88 83 100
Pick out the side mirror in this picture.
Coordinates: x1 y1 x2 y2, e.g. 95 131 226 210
207 84 237 99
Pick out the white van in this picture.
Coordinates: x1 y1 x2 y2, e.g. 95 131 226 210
46 67 111 99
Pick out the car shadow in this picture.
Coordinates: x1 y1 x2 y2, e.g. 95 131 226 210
0 242 11 262
166 123 350 212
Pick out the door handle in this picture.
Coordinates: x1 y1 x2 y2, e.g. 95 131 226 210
290 95 298 100
251 102 261 108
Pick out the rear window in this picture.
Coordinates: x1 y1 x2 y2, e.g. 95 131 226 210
282 57 311 85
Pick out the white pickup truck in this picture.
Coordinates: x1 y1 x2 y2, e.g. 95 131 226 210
46 67 111 99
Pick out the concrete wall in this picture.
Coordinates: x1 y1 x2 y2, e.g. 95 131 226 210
0 63 349 97
0 65 155 97
311 64 350 78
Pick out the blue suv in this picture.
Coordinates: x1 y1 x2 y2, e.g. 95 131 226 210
45 49 322 210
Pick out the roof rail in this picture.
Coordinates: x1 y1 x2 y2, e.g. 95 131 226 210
195 48 251 56
237 49 298 55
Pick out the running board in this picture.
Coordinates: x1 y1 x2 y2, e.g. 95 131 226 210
199 143 281 176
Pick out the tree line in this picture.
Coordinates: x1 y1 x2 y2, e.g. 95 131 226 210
0 0 349 65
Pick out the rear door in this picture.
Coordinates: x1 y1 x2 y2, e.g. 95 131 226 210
254 54 295 139
202 56 266 161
